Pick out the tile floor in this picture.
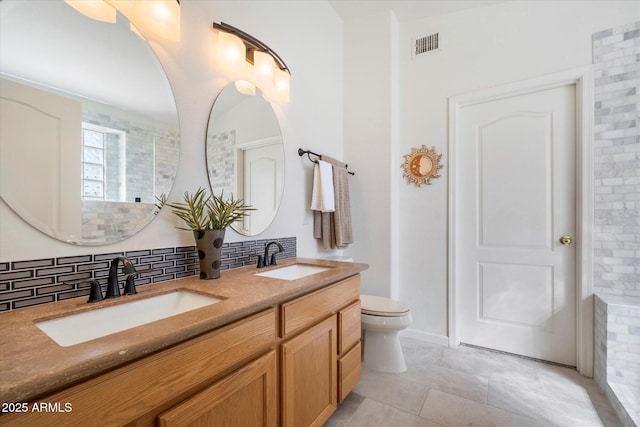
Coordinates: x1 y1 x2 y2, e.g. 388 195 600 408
325 337 624 427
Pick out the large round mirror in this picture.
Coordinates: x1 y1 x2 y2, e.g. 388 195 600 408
0 0 179 245
206 83 284 236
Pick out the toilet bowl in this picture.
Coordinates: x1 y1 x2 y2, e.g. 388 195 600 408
360 294 412 373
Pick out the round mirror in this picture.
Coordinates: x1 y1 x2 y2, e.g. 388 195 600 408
206 83 284 236
0 0 179 245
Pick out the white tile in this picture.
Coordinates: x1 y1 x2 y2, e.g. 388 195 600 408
439 344 541 378
401 337 446 365
420 388 544 427
487 374 548 420
348 398 441 427
326 338 623 427
353 367 430 414
400 363 489 404
324 392 365 427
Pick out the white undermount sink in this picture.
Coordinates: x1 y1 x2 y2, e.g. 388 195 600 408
35 290 221 347
255 264 331 280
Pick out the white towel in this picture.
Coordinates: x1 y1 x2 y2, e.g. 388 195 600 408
310 160 335 212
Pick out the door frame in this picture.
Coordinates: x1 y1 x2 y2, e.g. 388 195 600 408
447 66 594 376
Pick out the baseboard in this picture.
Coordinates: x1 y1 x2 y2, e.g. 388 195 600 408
400 328 449 347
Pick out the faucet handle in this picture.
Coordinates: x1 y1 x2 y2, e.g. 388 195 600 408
82 279 104 303
269 253 278 266
122 266 153 295
256 255 265 268
122 275 137 295
121 257 137 275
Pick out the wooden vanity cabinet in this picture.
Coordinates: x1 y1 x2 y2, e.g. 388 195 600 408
1 273 363 427
279 275 361 427
1 309 277 427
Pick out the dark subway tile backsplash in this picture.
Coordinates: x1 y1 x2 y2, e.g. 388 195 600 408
0 237 295 312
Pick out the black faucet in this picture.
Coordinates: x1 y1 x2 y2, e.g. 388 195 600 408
257 241 285 268
106 257 138 298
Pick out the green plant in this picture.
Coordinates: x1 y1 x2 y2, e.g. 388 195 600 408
157 187 254 230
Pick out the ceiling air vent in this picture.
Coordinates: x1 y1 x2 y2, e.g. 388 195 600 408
414 33 439 57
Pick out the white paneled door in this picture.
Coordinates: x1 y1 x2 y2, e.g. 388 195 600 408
0 78 82 239
454 83 577 366
240 142 283 235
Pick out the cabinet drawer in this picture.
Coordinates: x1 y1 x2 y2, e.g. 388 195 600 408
1 309 276 426
338 300 361 355
338 342 361 402
280 275 360 338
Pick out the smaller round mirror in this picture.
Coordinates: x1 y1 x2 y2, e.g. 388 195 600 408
206 83 284 236
402 145 443 187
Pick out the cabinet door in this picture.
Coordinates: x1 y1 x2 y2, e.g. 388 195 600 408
281 316 337 427
158 350 278 427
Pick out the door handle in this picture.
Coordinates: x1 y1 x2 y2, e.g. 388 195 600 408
560 235 573 246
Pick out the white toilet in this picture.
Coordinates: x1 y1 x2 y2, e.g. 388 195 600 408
360 294 412 373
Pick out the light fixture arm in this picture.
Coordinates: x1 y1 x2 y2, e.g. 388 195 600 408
213 21 291 75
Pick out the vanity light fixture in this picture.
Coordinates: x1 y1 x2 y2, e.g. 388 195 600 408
64 0 181 41
213 22 291 104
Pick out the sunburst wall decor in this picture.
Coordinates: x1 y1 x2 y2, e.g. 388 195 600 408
402 145 443 187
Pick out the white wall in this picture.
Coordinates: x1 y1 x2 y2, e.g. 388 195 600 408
343 11 399 297
213 96 281 145
343 0 639 342
0 0 344 262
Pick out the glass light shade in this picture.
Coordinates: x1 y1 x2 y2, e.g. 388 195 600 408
254 51 276 79
217 31 247 74
64 0 116 23
106 0 180 41
273 69 290 104
254 51 276 92
235 80 256 96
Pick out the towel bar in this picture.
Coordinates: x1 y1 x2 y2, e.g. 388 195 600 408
298 148 355 175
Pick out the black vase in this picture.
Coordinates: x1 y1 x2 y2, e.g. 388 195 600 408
193 229 225 279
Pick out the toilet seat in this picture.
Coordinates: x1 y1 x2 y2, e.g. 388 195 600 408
360 294 410 317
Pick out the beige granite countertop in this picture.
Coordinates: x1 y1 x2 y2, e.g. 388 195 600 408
0 257 368 403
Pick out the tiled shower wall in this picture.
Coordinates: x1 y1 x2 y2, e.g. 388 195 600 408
207 129 237 197
83 101 180 204
594 295 640 427
81 201 156 243
592 22 640 298
592 21 640 427
0 237 295 312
